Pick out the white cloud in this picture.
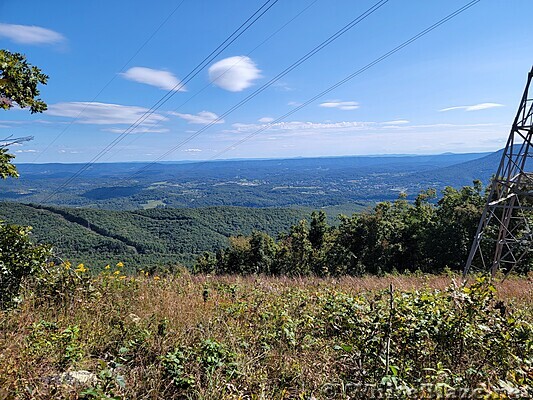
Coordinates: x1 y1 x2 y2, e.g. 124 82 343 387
103 127 169 134
272 81 293 92
230 120 376 134
208 56 261 92
225 119 501 139
258 117 274 123
288 101 302 107
219 118 507 157
47 102 168 125
319 100 359 111
170 110 223 125
121 67 186 91
439 103 504 112
383 120 410 125
0 23 65 45
15 149 37 153
184 148 202 152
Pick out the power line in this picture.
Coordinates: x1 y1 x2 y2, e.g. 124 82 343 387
206 0 482 162
101 0 321 162
44 0 481 204
40 0 279 204
100 0 391 185
33 0 187 162
127 0 482 182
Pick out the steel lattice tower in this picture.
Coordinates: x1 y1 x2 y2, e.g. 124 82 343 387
464 67 533 277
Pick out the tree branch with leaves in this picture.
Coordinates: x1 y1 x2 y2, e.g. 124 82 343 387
0 49 51 308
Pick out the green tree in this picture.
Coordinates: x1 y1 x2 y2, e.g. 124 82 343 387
0 49 51 307
325 213 367 276
0 49 48 113
275 220 313 276
0 145 18 179
225 236 253 274
0 224 51 307
193 252 216 274
249 231 277 274
309 211 328 249
430 182 485 271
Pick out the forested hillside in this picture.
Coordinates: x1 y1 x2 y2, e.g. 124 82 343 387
0 202 308 269
3 180 520 275
195 182 527 275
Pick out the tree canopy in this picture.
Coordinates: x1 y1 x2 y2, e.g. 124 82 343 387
0 49 48 113
194 183 518 276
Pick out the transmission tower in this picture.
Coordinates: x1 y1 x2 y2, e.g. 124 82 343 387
464 67 533 277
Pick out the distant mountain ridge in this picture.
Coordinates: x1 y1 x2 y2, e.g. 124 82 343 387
406 149 503 189
2 150 500 209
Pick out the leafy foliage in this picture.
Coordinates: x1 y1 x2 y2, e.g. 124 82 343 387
0 49 48 113
0 223 52 307
195 182 531 275
0 148 18 179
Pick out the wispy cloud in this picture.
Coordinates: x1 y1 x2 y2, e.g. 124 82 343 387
120 67 186 91
184 148 202 152
47 102 168 125
58 149 82 154
15 149 37 153
439 102 504 112
0 23 65 45
220 119 507 157
226 119 501 138
272 81 293 92
230 120 376 134
319 100 359 111
258 117 274 123
383 120 410 125
170 111 223 125
208 56 261 92
103 127 169 134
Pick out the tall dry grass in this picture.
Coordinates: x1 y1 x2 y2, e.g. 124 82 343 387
0 271 531 399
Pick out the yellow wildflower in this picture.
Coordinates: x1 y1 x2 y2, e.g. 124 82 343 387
64 261 71 270
104 264 110 270
153 276 160 281
116 262 124 268
114 270 120 276
119 275 126 280
75 263 87 273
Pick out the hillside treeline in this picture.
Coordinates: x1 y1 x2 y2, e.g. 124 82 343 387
0 203 307 268
195 182 502 275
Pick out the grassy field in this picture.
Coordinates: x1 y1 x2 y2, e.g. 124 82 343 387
0 269 531 399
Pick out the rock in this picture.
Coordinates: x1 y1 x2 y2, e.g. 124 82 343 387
49 370 97 387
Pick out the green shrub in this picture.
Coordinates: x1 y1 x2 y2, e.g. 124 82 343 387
0 222 52 308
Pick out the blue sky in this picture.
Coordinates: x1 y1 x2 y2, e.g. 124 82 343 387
1 0 532 163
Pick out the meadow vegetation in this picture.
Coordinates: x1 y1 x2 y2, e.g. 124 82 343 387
0 266 531 399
